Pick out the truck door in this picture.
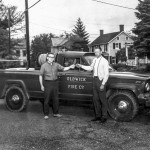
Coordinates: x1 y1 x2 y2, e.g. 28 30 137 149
58 57 93 102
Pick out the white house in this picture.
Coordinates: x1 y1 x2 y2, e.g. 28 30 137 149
89 25 134 63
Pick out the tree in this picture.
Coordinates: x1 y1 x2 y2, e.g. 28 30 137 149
72 18 89 51
132 0 150 56
128 46 136 59
0 28 8 57
30 33 55 67
116 48 127 63
0 3 24 31
60 33 85 51
0 3 24 57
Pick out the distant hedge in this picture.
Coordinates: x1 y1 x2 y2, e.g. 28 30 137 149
0 61 23 69
112 63 150 73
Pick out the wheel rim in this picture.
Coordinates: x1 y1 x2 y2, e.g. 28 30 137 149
109 95 133 119
11 95 20 104
117 100 129 112
6 89 24 110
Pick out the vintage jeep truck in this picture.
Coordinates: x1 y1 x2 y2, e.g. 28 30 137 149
1 51 150 122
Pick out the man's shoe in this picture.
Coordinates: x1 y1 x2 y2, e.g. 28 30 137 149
91 117 101 121
53 114 62 118
100 118 107 123
44 116 49 120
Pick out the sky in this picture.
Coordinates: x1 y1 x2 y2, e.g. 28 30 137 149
4 0 139 43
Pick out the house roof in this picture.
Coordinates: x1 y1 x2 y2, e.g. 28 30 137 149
51 35 84 49
90 31 120 46
51 37 68 47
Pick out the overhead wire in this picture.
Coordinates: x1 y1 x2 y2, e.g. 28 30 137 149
9 0 135 31
92 0 136 10
7 0 136 40
30 21 72 32
25 0 41 12
32 13 134 27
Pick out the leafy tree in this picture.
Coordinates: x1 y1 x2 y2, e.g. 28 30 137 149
0 28 8 57
30 33 55 67
0 3 24 57
132 0 150 56
116 48 127 63
0 3 24 31
128 46 136 59
60 33 85 51
116 47 135 63
72 18 89 51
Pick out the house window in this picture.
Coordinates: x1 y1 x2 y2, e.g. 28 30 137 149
104 45 107 52
115 43 119 49
119 43 121 49
117 37 119 40
113 43 121 49
23 50 26 57
16 50 20 56
92 46 94 52
126 37 129 40
113 43 115 49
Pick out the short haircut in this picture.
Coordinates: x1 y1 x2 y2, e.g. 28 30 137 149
47 52 54 56
46 52 55 61
94 47 102 51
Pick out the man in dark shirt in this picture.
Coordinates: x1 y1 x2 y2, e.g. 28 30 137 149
39 52 75 119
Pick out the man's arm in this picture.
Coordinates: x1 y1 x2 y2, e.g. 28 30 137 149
80 65 93 71
76 59 95 71
102 60 109 85
39 65 45 91
39 75 44 91
63 64 75 71
57 63 75 71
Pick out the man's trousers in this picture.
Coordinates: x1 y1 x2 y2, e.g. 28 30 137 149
93 77 108 118
44 80 59 115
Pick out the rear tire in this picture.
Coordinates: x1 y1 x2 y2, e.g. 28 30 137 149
5 86 29 112
108 90 139 122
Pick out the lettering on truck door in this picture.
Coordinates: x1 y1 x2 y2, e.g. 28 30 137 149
58 57 93 101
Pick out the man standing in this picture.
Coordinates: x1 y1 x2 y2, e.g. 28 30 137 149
76 48 109 123
39 52 75 119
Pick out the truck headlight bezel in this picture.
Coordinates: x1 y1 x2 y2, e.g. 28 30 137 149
145 82 150 92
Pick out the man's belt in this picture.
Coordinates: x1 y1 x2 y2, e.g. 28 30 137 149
94 76 98 78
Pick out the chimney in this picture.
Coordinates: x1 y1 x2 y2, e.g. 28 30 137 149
120 25 124 32
100 30 104 36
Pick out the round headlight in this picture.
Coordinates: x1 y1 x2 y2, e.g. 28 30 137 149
145 83 150 92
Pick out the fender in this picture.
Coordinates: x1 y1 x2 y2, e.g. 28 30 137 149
1 80 30 100
107 83 140 97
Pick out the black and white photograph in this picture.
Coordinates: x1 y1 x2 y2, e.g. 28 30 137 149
0 0 150 149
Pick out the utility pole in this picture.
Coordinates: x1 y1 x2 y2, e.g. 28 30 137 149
8 7 11 54
25 0 30 68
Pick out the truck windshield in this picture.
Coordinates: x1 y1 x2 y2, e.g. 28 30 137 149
84 56 96 65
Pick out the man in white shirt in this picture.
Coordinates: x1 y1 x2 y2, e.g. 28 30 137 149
76 48 109 123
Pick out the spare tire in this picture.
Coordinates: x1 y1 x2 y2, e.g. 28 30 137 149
38 54 47 66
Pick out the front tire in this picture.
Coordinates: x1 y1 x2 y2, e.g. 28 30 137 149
108 90 139 122
5 86 29 112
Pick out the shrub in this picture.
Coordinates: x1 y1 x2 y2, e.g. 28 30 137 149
0 61 22 69
112 63 150 73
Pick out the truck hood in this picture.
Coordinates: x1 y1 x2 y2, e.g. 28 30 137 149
110 71 150 80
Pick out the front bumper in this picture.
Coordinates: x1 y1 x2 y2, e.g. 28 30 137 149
138 93 150 107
